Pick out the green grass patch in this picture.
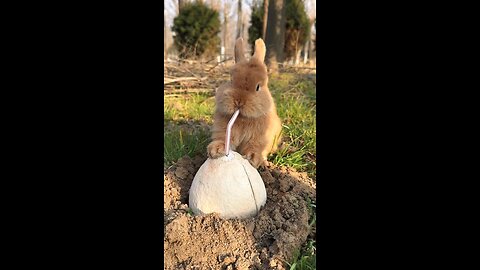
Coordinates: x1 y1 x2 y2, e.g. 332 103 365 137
269 73 316 177
164 127 210 166
164 93 215 123
164 93 214 166
287 239 316 270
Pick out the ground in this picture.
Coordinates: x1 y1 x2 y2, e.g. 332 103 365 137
164 66 316 269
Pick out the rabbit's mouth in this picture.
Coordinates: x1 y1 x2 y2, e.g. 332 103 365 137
234 100 245 111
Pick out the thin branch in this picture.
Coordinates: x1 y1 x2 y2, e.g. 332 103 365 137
164 76 208 85
164 88 215 94
206 57 234 71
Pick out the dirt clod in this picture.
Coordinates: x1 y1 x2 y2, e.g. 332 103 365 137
164 154 316 269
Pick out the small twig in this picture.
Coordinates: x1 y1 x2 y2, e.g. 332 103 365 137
164 88 214 94
164 76 207 85
200 96 216 104
164 64 199 78
279 65 316 70
164 94 184 98
206 57 234 72
203 58 218 64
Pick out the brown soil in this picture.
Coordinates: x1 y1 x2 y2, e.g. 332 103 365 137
164 154 316 270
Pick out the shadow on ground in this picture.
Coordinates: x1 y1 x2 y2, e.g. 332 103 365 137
164 118 212 167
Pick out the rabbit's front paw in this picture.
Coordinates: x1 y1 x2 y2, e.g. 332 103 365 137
207 140 226 158
242 151 265 169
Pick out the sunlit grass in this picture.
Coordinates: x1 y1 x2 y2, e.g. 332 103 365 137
164 127 210 166
164 92 214 166
287 239 316 270
163 74 316 177
164 92 215 123
269 73 316 177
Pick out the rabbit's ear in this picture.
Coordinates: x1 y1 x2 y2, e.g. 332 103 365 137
234 38 246 63
252 39 266 63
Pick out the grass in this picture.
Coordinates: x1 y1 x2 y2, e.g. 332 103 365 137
288 239 317 270
164 127 210 166
164 73 316 177
269 73 316 176
164 93 214 166
164 72 316 268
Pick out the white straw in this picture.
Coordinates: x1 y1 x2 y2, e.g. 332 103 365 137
225 109 240 156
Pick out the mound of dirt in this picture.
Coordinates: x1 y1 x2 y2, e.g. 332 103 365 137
164 154 316 270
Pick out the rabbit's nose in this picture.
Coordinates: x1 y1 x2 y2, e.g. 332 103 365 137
234 100 241 108
234 100 244 109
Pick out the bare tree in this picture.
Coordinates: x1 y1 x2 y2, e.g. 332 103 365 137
209 0 220 10
164 14 167 60
306 0 316 64
220 1 237 60
262 0 269 40
307 18 315 64
223 4 228 60
265 0 286 72
236 1 243 39
178 0 186 12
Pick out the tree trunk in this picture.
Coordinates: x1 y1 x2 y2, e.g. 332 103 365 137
178 0 185 12
164 16 167 61
210 0 220 11
223 6 228 61
265 0 286 72
294 31 300 65
236 0 242 39
303 40 309 64
262 0 269 40
308 19 314 64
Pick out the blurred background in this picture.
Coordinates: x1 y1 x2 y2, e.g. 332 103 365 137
164 0 316 69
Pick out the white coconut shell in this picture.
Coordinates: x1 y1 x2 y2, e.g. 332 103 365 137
189 151 267 219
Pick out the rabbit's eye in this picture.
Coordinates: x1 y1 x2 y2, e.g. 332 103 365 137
256 84 260 91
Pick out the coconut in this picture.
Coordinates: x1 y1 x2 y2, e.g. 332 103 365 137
188 110 267 219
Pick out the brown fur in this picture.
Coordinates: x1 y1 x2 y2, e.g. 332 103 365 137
207 38 282 168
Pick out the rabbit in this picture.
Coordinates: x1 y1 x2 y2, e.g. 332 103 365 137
207 37 282 168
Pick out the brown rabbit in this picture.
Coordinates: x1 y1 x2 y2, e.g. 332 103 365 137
207 38 282 168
